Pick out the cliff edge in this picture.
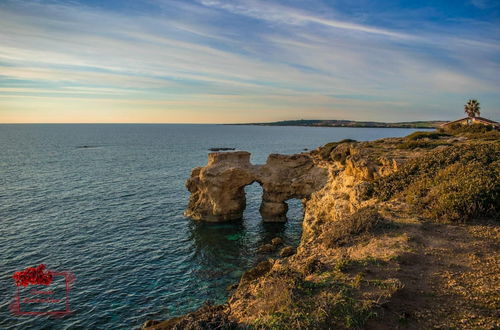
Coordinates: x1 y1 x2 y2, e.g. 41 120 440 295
144 128 499 329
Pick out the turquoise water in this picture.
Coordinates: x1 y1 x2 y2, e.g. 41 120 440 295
0 124 420 329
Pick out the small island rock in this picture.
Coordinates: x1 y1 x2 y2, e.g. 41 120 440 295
258 243 275 253
271 237 283 246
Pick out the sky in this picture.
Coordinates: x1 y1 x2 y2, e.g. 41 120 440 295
0 0 499 123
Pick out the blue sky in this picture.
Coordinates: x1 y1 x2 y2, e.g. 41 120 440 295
0 0 499 123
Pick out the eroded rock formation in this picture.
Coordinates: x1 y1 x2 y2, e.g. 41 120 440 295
184 151 328 222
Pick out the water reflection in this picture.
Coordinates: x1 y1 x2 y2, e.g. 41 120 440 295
186 183 305 300
188 220 250 274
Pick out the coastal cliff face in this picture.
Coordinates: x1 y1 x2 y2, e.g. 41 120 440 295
145 132 499 329
300 141 414 245
184 151 328 222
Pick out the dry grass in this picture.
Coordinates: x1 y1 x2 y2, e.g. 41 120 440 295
251 268 382 329
320 206 384 248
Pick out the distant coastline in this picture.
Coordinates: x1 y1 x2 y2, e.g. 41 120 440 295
229 119 445 129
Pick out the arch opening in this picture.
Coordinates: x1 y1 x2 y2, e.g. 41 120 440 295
285 198 305 223
242 181 264 221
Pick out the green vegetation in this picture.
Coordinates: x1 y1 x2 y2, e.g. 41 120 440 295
442 122 497 135
441 123 499 141
368 142 500 222
396 140 450 149
405 131 449 140
464 99 481 117
396 130 451 149
466 130 500 140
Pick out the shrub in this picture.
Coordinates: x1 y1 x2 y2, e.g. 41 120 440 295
369 143 500 222
445 123 494 134
405 131 449 141
465 130 500 140
405 160 499 222
442 123 500 140
397 140 450 150
319 139 357 160
397 130 451 149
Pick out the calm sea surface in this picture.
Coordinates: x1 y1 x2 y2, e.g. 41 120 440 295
0 124 421 329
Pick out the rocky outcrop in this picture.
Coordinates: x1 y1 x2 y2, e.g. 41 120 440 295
184 151 328 222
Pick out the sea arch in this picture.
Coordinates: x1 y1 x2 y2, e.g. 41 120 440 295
184 151 327 222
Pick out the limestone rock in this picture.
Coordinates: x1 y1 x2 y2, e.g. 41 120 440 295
185 151 328 222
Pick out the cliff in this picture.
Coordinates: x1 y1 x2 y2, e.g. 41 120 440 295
144 129 499 329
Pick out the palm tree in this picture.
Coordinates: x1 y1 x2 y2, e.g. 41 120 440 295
464 99 480 117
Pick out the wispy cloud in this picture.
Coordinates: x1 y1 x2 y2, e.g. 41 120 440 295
197 0 412 38
0 0 499 123
470 0 495 9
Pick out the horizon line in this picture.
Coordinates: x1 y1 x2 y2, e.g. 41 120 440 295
0 119 450 125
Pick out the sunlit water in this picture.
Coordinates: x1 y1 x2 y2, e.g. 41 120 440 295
0 124 421 329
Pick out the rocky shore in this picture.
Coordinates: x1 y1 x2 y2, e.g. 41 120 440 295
143 128 499 329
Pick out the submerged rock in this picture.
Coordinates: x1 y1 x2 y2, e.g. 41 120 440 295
76 145 98 149
142 320 160 328
271 237 283 246
258 243 275 253
209 147 236 151
279 246 296 257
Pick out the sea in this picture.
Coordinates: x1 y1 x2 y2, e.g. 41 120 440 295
0 124 422 329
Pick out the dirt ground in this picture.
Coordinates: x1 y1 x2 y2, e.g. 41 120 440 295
366 219 499 329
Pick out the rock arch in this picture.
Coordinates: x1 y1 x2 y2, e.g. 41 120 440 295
184 151 327 222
